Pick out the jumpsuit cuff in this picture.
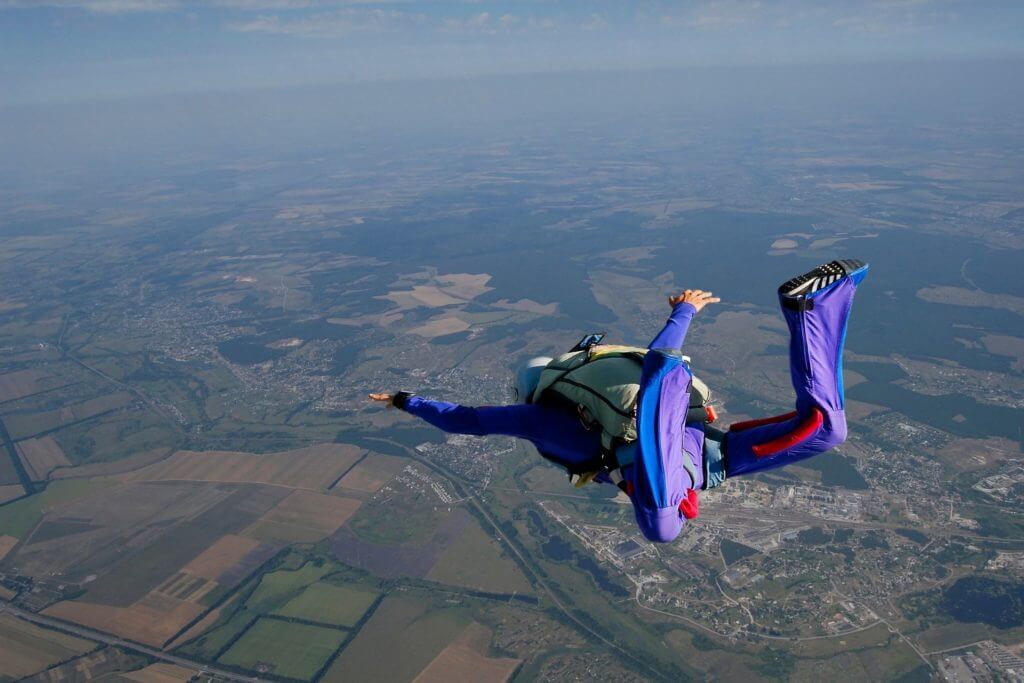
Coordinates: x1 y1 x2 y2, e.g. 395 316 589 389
702 425 728 490
392 391 414 410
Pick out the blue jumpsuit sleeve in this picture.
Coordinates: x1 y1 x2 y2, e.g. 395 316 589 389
402 396 539 438
649 303 696 350
399 396 604 469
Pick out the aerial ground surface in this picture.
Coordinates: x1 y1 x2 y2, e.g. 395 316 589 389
0 64 1022 681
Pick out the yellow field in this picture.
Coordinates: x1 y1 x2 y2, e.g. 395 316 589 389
409 315 470 338
334 453 406 493
413 622 520 683
244 489 362 543
45 592 204 648
16 436 71 480
0 534 18 561
181 533 261 580
434 273 493 299
121 662 196 683
0 613 95 679
126 443 363 490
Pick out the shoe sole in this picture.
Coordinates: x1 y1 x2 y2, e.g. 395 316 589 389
779 259 866 298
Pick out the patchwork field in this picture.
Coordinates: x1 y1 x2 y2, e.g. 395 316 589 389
16 436 71 480
0 478 114 540
52 447 170 480
5 392 135 440
273 582 379 627
323 596 468 682
126 443 364 490
6 481 281 591
244 489 362 544
0 613 95 680
219 618 346 681
177 560 338 661
413 622 520 683
80 485 287 606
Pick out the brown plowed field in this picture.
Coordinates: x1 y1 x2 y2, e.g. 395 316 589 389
334 453 405 493
244 489 362 543
413 622 520 683
127 443 363 490
181 533 262 580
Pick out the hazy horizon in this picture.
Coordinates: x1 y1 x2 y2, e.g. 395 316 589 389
3 0 1023 106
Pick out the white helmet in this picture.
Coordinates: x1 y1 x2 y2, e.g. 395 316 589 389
514 356 552 404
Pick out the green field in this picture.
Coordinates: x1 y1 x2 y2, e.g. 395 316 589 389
274 583 378 627
323 596 468 682
219 618 345 681
0 479 115 539
178 559 341 661
248 562 335 611
426 519 533 595
0 613 95 680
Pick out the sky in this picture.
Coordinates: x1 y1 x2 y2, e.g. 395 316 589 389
2 0 1023 105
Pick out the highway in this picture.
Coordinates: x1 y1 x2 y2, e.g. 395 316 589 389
0 603 258 682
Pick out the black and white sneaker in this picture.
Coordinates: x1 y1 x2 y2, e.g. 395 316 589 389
779 259 866 298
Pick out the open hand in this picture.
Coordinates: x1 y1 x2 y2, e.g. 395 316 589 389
368 393 396 408
668 289 720 313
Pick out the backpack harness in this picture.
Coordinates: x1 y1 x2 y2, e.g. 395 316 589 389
531 338 715 496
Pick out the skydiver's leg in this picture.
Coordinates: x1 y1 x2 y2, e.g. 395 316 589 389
721 260 868 478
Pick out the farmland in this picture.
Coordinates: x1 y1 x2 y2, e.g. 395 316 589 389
322 596 468 682
244 489 362 544
0 612 95 680
126 444 364 490
273 582 379 627
413 622 521 683
219 618 346 680
15 436 70 481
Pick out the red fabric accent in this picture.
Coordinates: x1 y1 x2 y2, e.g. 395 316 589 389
678 489 699 519
728 410 798 432
623 481 635 497
751 408 824 458
705 405 718 424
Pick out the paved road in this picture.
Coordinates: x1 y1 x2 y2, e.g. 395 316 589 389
1 603 258 682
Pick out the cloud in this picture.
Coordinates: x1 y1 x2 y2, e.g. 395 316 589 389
661 1 763 30
0 0 179 12
229 8 423 36
581 13 609 31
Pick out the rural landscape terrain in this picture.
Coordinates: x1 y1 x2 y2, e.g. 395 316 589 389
0 65 1022 682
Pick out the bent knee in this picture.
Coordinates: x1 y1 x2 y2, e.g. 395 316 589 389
817 410 847 450
636 508 683 543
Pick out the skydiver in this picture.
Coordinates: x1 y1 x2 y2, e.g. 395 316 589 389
370 260 869 543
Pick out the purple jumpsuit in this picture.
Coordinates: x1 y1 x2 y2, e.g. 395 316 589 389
397 269 864 542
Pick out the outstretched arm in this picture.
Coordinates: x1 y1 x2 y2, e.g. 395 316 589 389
368 393 604 469
649 289 719 350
